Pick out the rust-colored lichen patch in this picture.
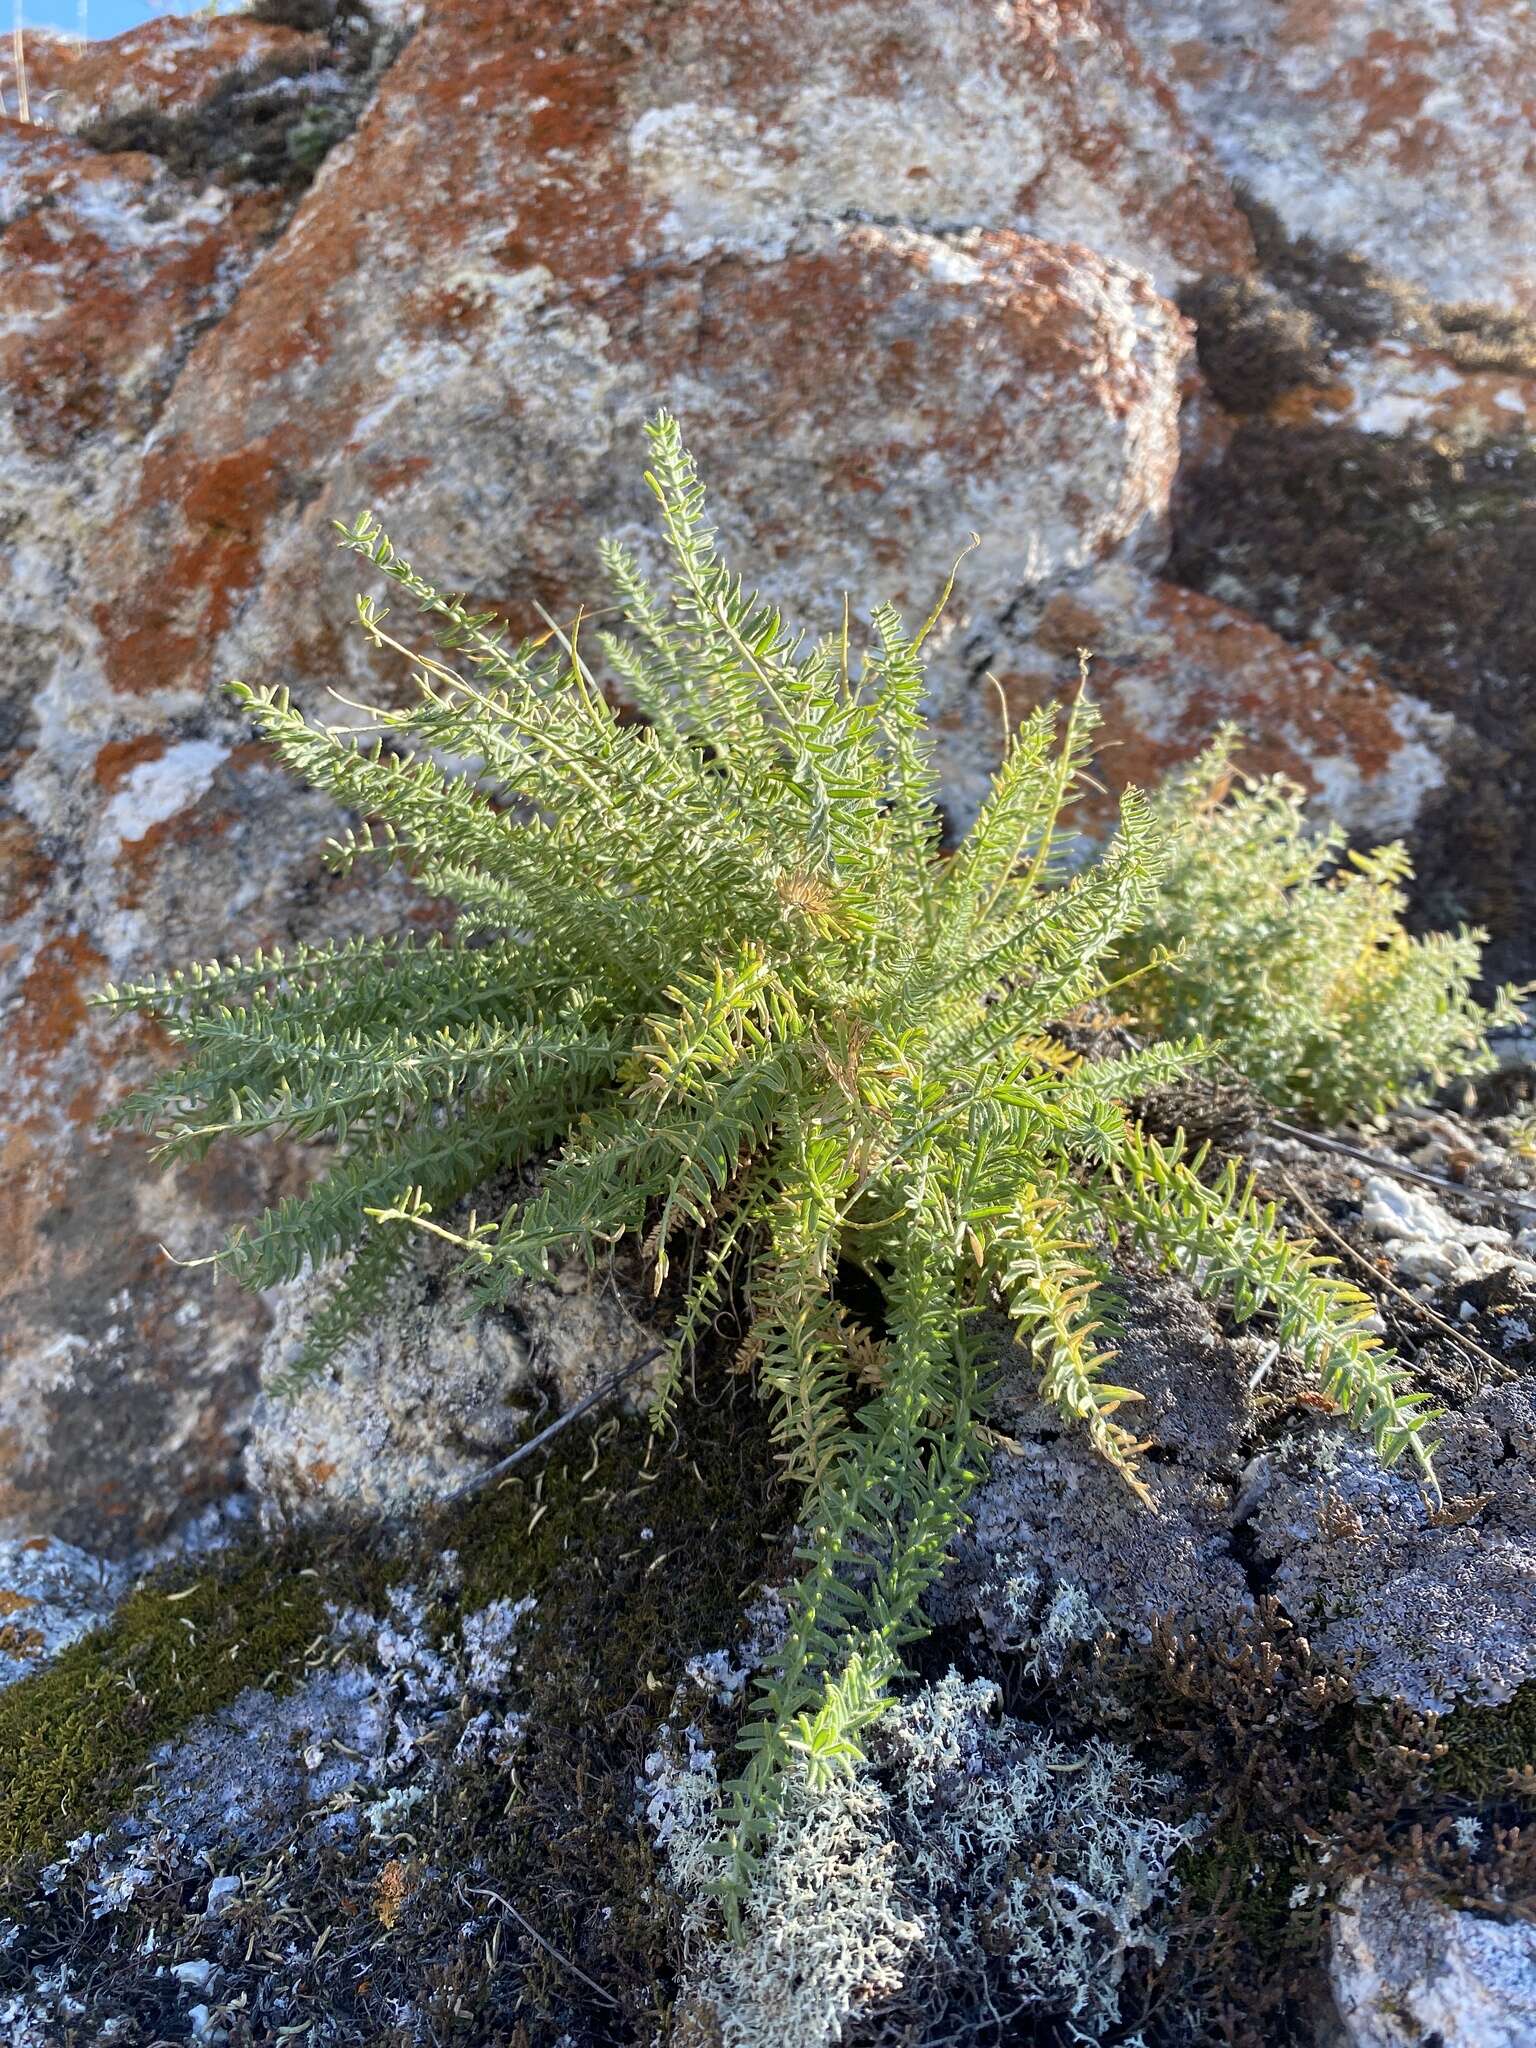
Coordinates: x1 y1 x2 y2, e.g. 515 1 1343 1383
996 569 1440 842
100 440 287 696
93 735 169 794
0 821 52 923
10 936 107 1075
373 1856 417 1931
0 123 270 464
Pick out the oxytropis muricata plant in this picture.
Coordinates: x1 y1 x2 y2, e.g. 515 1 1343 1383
97 415 1440 1894
1116 733 1526 1126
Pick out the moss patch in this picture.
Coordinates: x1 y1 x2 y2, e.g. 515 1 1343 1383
0 1552 330 1867
0 1379 784 2045
1436 1679 1536 1801
421 1385 786 2040
78 0 402 194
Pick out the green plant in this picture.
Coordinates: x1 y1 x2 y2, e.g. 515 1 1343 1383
98 415 1439 1892
1117 733 1525 1125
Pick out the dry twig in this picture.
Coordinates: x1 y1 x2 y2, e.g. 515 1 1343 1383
1272 1165 1507 1380
441 1345 663 1505
1265 1117 1536 1224
460 1885 618 2008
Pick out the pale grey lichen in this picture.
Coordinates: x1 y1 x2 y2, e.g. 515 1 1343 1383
974 1557 1111 1679
878 1671 1198 2040
1250 1387 1536 1712
459 1593 536 1695
673 1763 923 2048
362 1783 429 1839
0 1537 123 1690
650 1669 1200 2047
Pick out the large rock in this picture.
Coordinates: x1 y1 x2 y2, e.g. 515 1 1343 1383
0 0 1493 1549
93 0 1224 721
0 0 1214 1548
1125 0 1536 315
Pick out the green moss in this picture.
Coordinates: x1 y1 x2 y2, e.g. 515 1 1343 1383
1434 1681 1536 1800
0 1553 330 1866
1173 1824 1310 1969
0 1373 784 2041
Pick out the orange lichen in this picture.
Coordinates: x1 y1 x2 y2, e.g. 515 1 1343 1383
100 440 286 695
999 579 1421 834
0 819 52 921
93 734 170 793
374 1857 417 1930
10 935 107 1074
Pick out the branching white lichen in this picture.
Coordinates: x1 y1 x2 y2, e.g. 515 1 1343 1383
975 1559 1110 1680
649 1670 1201 2047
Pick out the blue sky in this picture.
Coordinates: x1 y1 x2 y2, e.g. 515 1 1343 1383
16 0 213 38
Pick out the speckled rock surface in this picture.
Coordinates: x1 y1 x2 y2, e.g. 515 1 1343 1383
935 1273 1258 1648
0 3 426 1553
950 1323 1536 1717
0 1537 121 1690
940 1113 1536 1718
1331 1876 1536 2048
1125 0 1536 316
246 1242 655 1520
1166 226 1536 979
1249 1382 1536 1715
1 16 312 129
